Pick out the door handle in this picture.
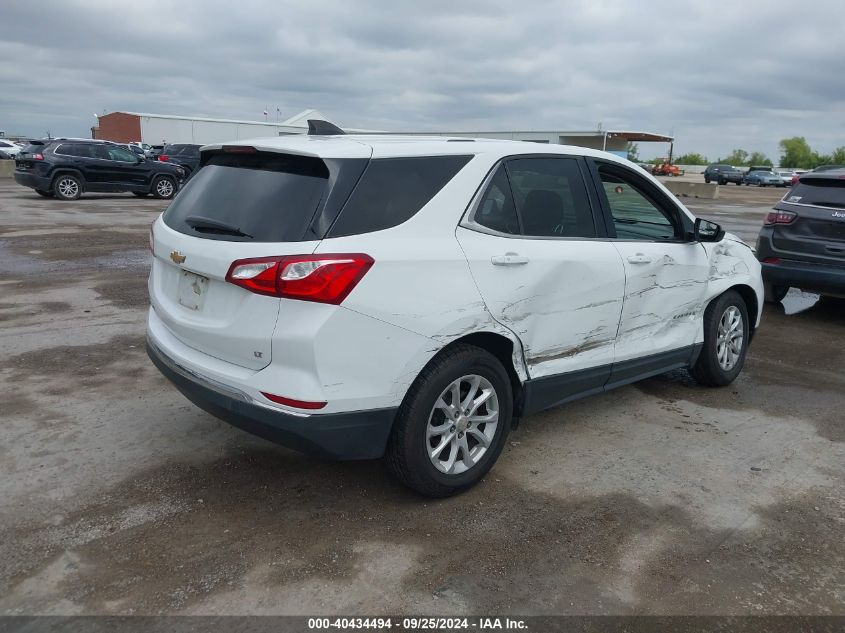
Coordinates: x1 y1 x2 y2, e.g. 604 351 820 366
627 254 652 264
491 252 529 266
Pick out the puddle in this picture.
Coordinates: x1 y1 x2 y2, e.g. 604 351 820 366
780 289 821 315
0 241 149 276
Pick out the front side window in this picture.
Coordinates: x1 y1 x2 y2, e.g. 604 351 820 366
506 157 596 238
597 164 681 240
105 146 137 162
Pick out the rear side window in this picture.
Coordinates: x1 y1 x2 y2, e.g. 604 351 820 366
327 155 472 237
506 157 596 238
163 152 329 242
475 165 520 234
54 143 95 158
785 179 845 209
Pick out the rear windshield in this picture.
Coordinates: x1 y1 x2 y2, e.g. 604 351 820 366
163 152 329 242
20 141 46 154
785 179 845 209
327 155 472 237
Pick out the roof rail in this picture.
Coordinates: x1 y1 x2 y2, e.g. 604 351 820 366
307 119 345 136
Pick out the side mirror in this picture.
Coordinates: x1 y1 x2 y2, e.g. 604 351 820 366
694 217 724 242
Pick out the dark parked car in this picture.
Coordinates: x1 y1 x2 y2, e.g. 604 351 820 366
158 143 202 178
744 170 786 187
126 144 146 158
14 139 184 200
756 169 845 302
703 164 744 185
0 150 13 160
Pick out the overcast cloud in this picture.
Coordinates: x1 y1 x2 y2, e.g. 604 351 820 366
2 0 843 160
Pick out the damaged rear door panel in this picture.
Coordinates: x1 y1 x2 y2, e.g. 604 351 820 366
457 156 626 380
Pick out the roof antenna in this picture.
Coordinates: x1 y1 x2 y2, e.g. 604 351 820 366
307 119 345 136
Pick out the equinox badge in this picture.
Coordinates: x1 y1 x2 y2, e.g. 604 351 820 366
170 251 186 264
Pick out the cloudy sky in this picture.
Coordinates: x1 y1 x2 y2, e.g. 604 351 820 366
2 0 843 160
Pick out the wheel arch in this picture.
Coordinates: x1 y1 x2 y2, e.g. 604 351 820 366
434 331 528 426
728 283 759 339
50 168 86 190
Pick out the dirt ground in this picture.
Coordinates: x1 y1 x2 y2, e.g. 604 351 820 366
0 179 842 616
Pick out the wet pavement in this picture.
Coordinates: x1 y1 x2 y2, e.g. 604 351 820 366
0 180 842 616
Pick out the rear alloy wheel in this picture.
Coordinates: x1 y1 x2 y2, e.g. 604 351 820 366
386 345 512 497
764 283 788 304
35 189 54 198
53 174 82 200
691 290 749 386
152 176 176 199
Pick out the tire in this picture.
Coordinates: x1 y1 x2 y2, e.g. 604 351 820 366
690 290 750 387
385 345 513 497
35 189 54 198
152 176 176 199
53 174 82 200
764 283 788 304
132 192 149 197
704 177 711 184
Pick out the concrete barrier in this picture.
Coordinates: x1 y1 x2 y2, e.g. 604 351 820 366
663 180 719 199
0 161 15 178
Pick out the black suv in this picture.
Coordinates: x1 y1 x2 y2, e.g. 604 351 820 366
756 169 845 302
14 139 184 200
158 144 202 179
703 164 744 185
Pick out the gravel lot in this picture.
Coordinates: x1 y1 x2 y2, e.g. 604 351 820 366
0 179 842 616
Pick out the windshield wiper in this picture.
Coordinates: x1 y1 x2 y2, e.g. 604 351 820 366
185 215 252 238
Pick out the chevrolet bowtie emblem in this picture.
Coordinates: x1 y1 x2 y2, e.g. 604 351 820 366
170 250 186 264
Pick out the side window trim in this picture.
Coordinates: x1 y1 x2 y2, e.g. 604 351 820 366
587 158 693 242
461 154 607 240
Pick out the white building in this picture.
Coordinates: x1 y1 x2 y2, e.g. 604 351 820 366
92 108 672 157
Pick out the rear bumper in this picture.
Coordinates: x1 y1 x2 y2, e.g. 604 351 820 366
14 171 51 190
761 260 845 296
147 337 397 460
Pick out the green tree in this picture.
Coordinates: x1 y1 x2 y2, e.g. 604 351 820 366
720 149 749 166
747 151 772 167
675 152 707 165
825 146 845 165
626 142 640 162
778 137 816 169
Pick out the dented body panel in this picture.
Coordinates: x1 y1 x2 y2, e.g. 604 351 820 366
147 134 763 461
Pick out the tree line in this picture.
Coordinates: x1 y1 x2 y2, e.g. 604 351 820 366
629 137 845 168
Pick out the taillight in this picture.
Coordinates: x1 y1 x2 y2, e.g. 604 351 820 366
791 174 799 185
32 153 44 160
225 254 374 304
764 210 797 225
222 145 257 154
158 155 169 162
761 257 780 264
260 392 326 410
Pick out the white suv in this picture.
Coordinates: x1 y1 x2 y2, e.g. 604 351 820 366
147 132 763 497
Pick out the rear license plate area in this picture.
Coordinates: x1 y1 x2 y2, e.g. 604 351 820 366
177 271 209 311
